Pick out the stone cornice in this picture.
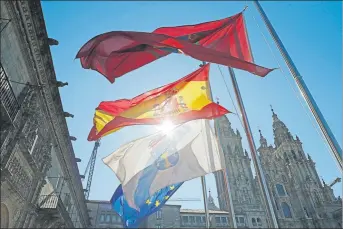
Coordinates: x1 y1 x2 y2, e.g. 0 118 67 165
11 0 89 226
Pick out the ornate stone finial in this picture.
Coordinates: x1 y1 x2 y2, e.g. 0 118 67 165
63 112 74 118
69 136 77 141
296 135 300 141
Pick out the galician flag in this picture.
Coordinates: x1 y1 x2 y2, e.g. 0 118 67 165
102 119 224 210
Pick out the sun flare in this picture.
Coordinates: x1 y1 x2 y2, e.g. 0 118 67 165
156 120 175 134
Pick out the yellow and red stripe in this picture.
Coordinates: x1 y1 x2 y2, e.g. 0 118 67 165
88 64 230 141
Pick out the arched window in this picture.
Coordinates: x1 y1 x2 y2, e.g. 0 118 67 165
252 218 257 226
276 184 286 196
281 202 292 218
257 218 262 226
291 150 296 159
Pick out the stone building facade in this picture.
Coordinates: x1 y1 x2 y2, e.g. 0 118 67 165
86 200 123 228
214 110 342 228
1 0 89 228
141 191 231 228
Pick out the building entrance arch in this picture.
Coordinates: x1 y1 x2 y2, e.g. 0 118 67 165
1 203 10 228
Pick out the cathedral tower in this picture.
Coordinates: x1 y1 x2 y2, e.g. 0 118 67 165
257 108 341 228
214 115 267 228
214 108 341 228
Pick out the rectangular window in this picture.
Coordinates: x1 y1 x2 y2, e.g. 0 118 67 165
236 216 245 226
106 214 111 222
112 215 117 223
202 216 205 223
156 225 161 229
182 216 188 223
221 217 227 224
215 217 221 224
190 216 195 223
196 216 201 223
99 214 105 222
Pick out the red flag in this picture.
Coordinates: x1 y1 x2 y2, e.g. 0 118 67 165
76 12 274 83
154 12 253 63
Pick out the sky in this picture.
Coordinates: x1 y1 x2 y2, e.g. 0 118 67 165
41 1 342 210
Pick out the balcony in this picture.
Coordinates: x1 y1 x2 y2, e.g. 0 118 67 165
0 62 20 147
37 194 74 228
0 62 20 126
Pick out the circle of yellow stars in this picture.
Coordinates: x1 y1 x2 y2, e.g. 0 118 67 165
145 185 175 207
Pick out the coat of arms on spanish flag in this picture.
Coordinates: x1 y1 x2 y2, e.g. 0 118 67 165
88 64 230 141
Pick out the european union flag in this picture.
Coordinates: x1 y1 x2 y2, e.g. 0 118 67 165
110 182 183 228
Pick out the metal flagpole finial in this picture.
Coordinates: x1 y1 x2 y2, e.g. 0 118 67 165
216 97 220 104
243 5 248 13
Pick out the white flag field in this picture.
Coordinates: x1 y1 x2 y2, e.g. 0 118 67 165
102 119 225 208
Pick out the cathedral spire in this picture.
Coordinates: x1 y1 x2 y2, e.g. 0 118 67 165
271 105 278 122
259 128 268 148
207 189 219 210
270 106 292 147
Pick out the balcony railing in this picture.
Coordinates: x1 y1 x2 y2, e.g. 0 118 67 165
38 194 74 228
0 62 20 124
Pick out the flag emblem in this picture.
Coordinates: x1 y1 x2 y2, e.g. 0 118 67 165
152 88 189 117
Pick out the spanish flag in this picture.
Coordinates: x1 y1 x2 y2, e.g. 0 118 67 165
88 64 230 141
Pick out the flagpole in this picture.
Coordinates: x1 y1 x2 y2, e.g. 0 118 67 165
213 119 237 228
227 66 279 228
200 62 236 228
201 176 211 228
197 61 211 229
253 0 343 171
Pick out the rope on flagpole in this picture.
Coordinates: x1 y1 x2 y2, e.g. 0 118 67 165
216 64 245 130
248 2 338 169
